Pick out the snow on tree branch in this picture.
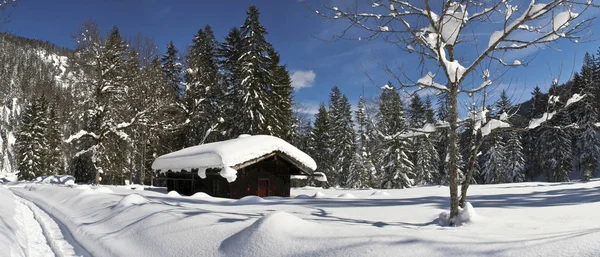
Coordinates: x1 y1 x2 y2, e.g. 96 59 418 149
312 0 597 94
64 130 100 143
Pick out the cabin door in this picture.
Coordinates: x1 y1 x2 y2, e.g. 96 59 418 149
257 179 269 197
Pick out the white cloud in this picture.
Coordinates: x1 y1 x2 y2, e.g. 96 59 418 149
291 70 316 90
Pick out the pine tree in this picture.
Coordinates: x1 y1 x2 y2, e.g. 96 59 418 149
218 27 244 138
16 97 47 180
183 25 223 145
237 5 275 135
266 48 294 140
495 90 512 116
526 86 548 180
69 23 133 184
420 96 440 184
44 104 63 175
354 96 379 188
290 118 312 155
327 86 356 187
414 133 439 185
310 104 334 187
540 87 573 182
408 94 438 185
482 132 505 184
161 41 183 98
377 86 413 188
504 131 525 182
435 93 450 184
424 96 436 124
573 53 600 180
408 95 426 127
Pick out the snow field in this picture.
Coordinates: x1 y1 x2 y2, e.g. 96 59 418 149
3 180 600 256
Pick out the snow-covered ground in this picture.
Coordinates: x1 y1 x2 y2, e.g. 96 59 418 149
1 180 600 257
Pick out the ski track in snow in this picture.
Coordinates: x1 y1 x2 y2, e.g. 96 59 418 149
13 197 54 257
11 191 90 257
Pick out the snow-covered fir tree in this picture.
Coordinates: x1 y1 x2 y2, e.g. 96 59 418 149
218 27 244 139
15 97 47 180
540 86 573 182
183 25 223 145
68 24 137 184
460 112 481 184
408 95 437 185
327 86 356 187
44 104 63 175
290 117 312 157
526 86 548 180
161 41 183 98
504 131 525 182
349 96 376 188
435 94 450 184
237 5 276 135
265 48 294 140
310 104 334 187
572 53 600 180
377 86 413 188
477 115 499 184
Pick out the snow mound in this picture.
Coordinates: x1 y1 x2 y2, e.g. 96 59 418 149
74 185 92 191
0 174 17 184
115 194 149 208
220 211 317 256
336 193 356 199
167 190 181 197
133 186 144 191
93 187 113 194
35 175 75 185
438 202 478 226
235 195 265 204
312 192 326 198
294 194 312 199
455 202 478 224
190 192 211 198
370 191 390 197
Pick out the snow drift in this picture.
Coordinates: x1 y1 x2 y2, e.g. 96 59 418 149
34 175 75 185
220 211 319 256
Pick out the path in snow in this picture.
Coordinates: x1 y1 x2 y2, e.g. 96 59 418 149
10 191 90 257
12 196 54 257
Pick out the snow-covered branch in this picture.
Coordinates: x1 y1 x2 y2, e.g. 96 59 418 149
64 130 100 143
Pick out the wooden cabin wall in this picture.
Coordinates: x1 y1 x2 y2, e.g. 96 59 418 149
165 154 304 199
229 156 294 198
166 171 230 197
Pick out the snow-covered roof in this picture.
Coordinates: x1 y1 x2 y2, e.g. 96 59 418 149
151 135 317 182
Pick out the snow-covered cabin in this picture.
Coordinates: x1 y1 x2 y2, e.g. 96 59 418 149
151 135 319 198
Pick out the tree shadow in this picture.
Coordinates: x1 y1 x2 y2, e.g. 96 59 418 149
308 207 439 229
466 186 600 208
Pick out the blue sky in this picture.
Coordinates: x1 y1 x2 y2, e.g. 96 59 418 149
4 0 600 116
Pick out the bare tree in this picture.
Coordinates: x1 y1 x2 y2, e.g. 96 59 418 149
311 0 597 225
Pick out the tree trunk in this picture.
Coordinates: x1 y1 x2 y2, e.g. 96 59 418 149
448 86 460 224
95 169 100 185
460 129 479 208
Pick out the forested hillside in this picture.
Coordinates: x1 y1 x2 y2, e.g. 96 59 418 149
1 5 599 187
